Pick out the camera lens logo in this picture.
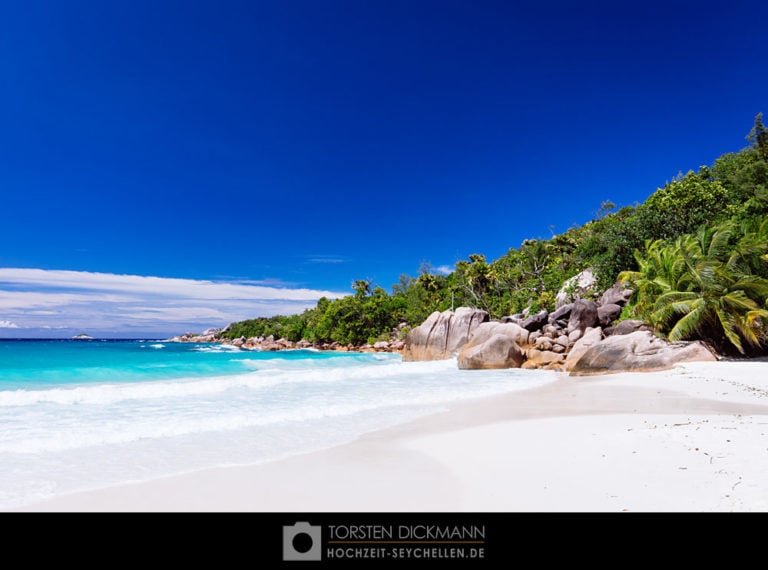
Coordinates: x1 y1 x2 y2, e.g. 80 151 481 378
283 522 322 561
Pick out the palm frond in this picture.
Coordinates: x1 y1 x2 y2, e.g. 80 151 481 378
714 307 744 354
651 296 701 331
722 290 761 313
703 222 734 261
731 277 768 302
656 291 699 303
668 306 706 342
746 309 768 325
728 233 768 274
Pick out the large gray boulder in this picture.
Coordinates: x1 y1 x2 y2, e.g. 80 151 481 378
570 331 717 376
457 334 525 370
403 307 489 361
548 303 573 324
567 299 599 334
608 319 653 336
598 303 622 327
564 327 603 371
501 313 524 324
521 310 548 331
465 321 530 348
600 282 633 307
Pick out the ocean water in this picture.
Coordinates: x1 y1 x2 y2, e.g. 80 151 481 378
0 340 557 508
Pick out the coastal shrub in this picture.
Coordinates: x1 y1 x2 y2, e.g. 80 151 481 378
616 303 636 323
640 173 729 240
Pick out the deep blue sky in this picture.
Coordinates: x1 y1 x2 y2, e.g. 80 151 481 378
1 1 768 334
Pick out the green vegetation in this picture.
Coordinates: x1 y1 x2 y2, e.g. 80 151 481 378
224 286 408 346
222 114 768 354
619 219 768 354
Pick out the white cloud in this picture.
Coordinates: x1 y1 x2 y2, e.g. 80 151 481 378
0 268 339 301
435 265 453 275
0 268 346 335
231 278 298 287
306 257 346 264
0 291 132 310
0 320 19 328
303 254 349 264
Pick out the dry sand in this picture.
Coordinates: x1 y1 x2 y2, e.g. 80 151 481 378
17 360 768 512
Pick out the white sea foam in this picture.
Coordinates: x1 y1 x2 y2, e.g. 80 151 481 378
0 358 441 407
194 344 243 352
0 355 557 508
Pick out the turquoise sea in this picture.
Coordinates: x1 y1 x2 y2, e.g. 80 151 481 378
0 339 556 508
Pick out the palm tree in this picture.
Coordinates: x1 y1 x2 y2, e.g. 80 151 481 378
455 254 496 312
619 238 687 328
621 219 768 354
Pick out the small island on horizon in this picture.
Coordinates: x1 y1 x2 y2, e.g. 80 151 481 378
71 333 94 340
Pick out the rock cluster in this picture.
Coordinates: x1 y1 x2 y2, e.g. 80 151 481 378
403 280 718 373
167 333 219 343
167 326 407 354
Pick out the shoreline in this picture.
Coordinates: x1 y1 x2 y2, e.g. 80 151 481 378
167 334 406 354
15 360 768 512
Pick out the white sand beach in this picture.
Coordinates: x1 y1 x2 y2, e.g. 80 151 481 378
17 360 768 512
